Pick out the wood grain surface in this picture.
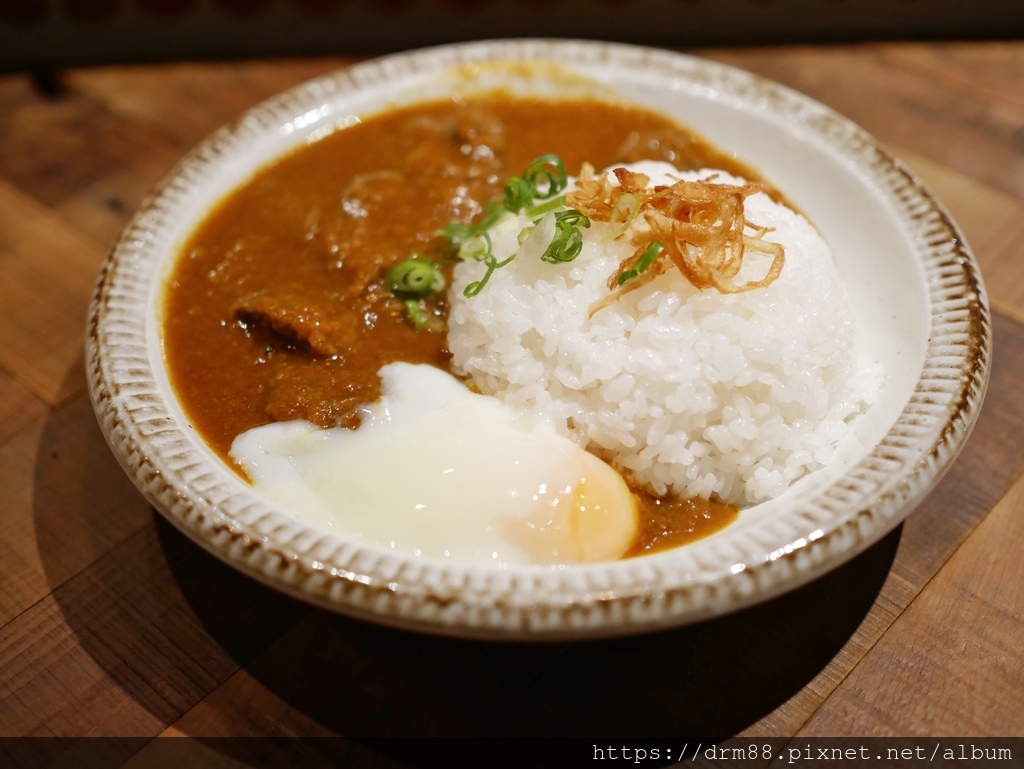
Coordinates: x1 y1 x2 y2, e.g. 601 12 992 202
1 41 1021 765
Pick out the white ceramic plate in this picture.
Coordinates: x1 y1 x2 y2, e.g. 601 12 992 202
87 39 990 640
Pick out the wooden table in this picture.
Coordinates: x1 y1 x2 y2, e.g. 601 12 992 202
2 41 1022 764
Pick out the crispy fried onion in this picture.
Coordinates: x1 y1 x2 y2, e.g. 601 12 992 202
567 164 785 315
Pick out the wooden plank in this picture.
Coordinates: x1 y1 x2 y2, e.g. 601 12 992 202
162 607 571 738
0 512 308 737
53 155 183 250
0 395 151 628
884 41 1024 113
64 57 362 150
0 180 106 404
0 372 46 449
700 43 1024 202
158 613 347 738
0 73 183 249
0 590 168 737
0 74 177 212
742 310 1024 736
896 147 1024 323
798 471 1024 736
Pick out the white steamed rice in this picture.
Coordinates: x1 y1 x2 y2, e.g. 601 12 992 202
447 162 882 506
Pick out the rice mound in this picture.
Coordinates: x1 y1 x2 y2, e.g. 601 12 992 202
447 163 882 506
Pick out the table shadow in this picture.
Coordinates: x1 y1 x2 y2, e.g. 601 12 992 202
155 516 901 767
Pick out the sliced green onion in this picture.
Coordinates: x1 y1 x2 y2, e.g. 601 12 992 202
404 300 444 333
617 241 664 285
554 209 589 228
403 299 428 332
605 192 640 241
502 155 568 211
525 194 567 220
491 210 521 238
386 254 445 299
436 153 584 296
463 253 515 298
459 233 491 261
503 176 533 212
516 212 556 263
522 154 567 199
387 255 446 332
541 209 591 264
436 202 505 251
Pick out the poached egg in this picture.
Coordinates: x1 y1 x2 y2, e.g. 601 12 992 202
230 362 638 567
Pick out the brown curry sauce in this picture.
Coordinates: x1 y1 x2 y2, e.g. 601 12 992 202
164 95 749 557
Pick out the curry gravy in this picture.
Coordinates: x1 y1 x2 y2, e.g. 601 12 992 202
164 95 747 556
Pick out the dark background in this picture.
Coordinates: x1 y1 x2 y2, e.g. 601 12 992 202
3 0 1024 72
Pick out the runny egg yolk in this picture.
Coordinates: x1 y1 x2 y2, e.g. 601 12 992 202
230 363 639 567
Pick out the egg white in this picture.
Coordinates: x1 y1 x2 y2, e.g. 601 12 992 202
230 362 638 567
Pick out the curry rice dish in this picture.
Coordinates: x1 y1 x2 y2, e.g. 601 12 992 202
163 95 881 566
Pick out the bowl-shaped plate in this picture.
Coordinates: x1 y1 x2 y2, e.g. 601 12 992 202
87 39 990 640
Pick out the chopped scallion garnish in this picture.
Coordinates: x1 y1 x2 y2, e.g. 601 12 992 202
403 298 443 332
605 193 640 241
386 255 446 331
542 209 591 264
503 154 568 212
503 176 534 212
464 253 516 298
617 241 664 285
522 154 568 199
526 194 567 220
430 154 588 297
458 233 491 262
387 254 445 299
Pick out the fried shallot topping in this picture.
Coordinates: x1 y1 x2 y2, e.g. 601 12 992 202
567 164 785 315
